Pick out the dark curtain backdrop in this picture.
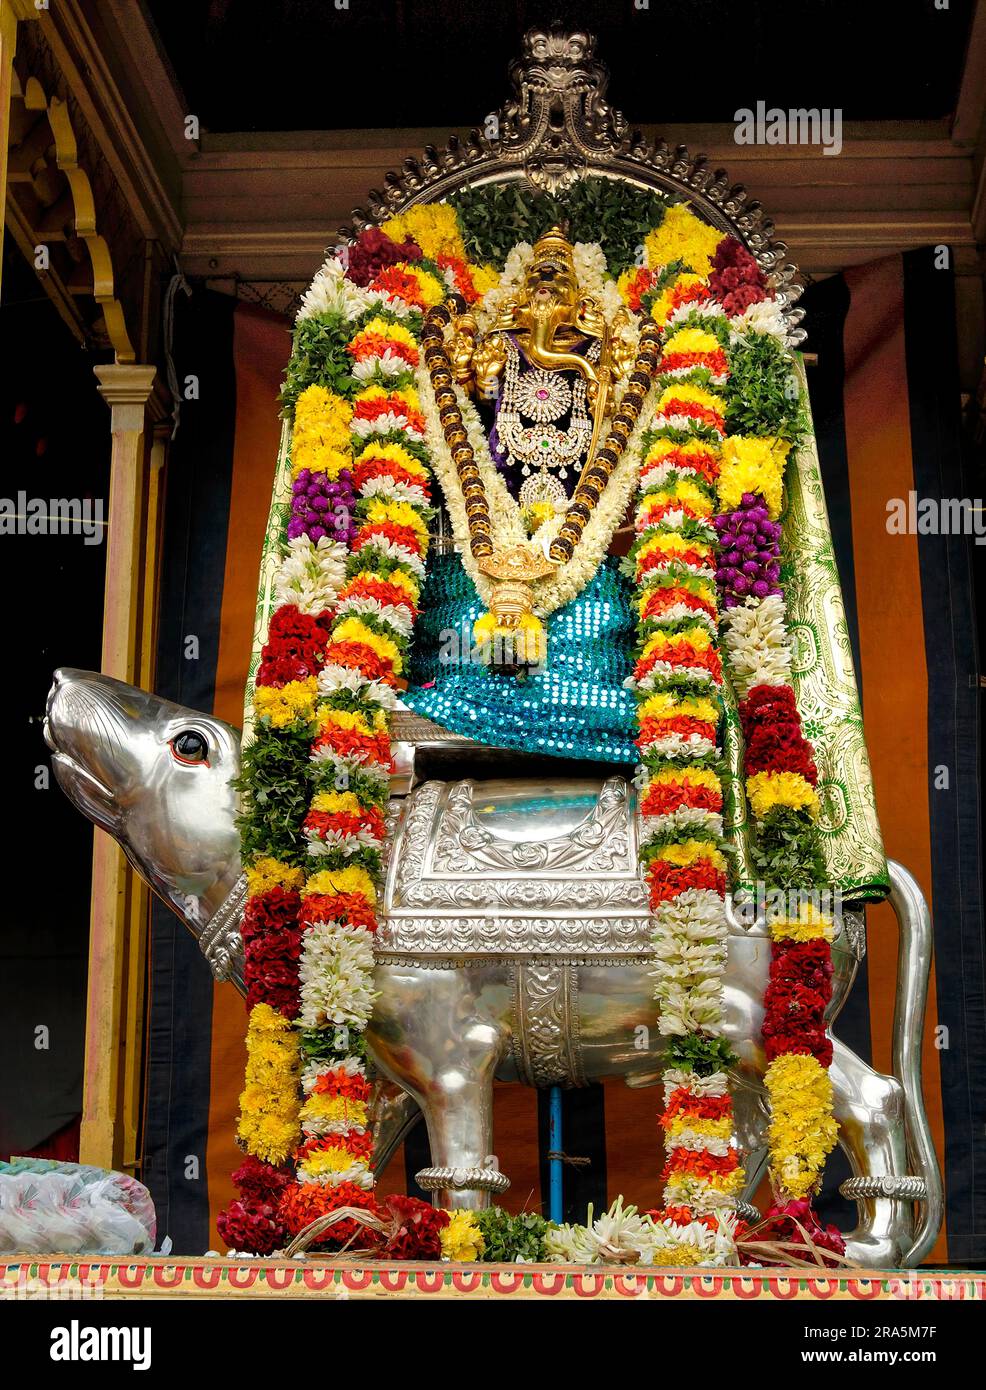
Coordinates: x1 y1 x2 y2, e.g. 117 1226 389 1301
144 257 984 1262
0 241 109 1165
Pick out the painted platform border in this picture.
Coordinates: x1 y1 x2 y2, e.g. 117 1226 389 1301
1 1258 983 1300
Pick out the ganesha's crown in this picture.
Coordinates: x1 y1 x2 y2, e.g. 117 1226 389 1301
530 225 576 277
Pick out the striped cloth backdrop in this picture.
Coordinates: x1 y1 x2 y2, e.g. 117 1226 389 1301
145 253 983 1263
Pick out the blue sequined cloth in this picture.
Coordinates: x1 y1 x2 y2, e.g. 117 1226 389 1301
403 552 638 764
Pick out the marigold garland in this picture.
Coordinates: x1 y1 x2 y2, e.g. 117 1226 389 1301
624 198 838 1256
652 210 842 1225
624 205 745 1259
221 223 464 1248
235 1004 302 1167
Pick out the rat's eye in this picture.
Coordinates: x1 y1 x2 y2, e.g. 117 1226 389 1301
170 730 209 765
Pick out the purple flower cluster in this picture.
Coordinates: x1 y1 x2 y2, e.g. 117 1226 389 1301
713 492 782 608
288 468 358 545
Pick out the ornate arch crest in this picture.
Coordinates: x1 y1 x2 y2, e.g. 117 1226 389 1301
339 27 805 344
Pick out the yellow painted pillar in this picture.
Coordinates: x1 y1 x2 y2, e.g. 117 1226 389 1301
119 418 169 1170
80 363 159 1170
0 1 37 297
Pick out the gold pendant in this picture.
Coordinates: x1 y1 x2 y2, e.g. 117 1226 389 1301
473 543 555 674
477 543 556 630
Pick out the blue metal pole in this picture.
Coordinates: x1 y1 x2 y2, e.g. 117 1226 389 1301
548 1085 563 1224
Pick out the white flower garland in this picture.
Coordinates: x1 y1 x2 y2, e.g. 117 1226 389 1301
296 254 373 324
719 593 793 699
316 663 398 710
297 922 377 1030
273 535 349 615
649 887 729 1038
729 297 794 345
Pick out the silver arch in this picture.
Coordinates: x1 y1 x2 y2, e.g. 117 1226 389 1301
336 27 805 344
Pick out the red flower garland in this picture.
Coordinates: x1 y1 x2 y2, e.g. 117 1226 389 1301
739 683 819 783
762 939 834 1066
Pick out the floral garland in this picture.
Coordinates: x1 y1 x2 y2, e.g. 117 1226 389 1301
220 204 495 1252
621 200 842 1241
623 209 745 1261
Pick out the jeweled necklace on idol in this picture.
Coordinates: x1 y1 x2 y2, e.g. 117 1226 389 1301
495 337 600 509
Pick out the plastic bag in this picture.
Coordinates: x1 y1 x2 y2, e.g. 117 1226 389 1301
0 1161 156 1255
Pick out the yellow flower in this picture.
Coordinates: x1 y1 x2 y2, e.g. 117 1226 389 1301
654 1243 712 1266
297 1145 370 1180
473 610 546 664
363 496 429 546
246 857 305 897
663 326 722 357
656 838 726 872
353 441 428 477
637 692 719 723
310 790 363 816
294 384 353 435
472 264 500 297
616 265 645 306
641 623 714 662
401 265 446 306
765 1053 838 1199
317 706 373 736
664 1114 735 1142
356 383 423 409
303 865 377 903
639 479 714 518
253 677 318 729
649 273 709 328
718 436 790 519
637 530 713 564
638 576 717 618
647 765 722 793
248 1002 292 1035
236 1004 301 1165
299 1093 369 1129
317 700 388 734
770 903 835 943
353 316 419 350
645 205 723 278
523 499 558 533
701 1166 747 1197
381 204 467 262
370 261 445 306
657 381 723 413
440 1210 486 1262
644 436 720 469
291 445 351 480
331 616 403 675
237 1114 302 1167
746 770 819 820
291 386 354 477
346 565 420 605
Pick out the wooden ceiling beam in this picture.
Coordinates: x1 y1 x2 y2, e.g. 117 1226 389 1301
31 0 184 250
177 124 978 283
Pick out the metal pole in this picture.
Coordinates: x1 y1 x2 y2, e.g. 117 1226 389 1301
548 1085 563 1224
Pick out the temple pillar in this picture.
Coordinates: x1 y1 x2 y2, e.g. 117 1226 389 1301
80 363 164 1170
